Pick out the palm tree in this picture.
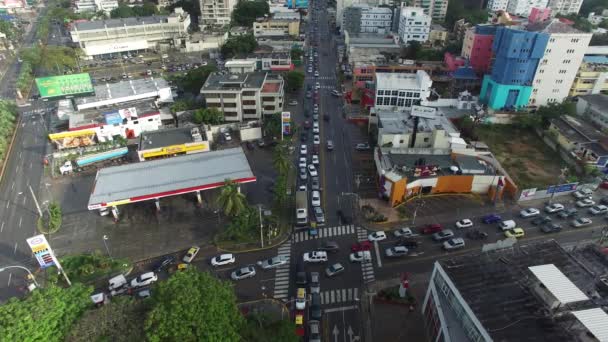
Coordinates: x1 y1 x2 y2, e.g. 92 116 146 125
216 179 247 217
273 144 291 176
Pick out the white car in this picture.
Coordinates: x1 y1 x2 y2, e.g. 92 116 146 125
298 184 307 192
571 217 592 228
520 208 540 218
311 190 321 207
313 135 320 145
314 71 319 77
393 227 413 238
300 144 308 155
231 266 256 280
308 68 313 73
573 188 593 199
211 254 235 267
299 167 308 180
576 198 595 207
224 132 232 141
349 251 371 262
315 82 320 89
299 157 307 168
443 238 465 251
313 122 319 134
312 155 319 165
368 231 387 241
257 255 288 270
130 272 158 288
303 251 328 263
589 204 608 215
308 164 318 177
296 288 307 310
183 246 200 263
455 219 473 229
385 246 408 258
544 203 565 213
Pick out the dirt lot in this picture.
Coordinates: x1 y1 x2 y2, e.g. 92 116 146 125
474 125 564 189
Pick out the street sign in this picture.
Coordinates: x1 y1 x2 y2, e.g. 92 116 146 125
547 183 578 194
26 234 56 269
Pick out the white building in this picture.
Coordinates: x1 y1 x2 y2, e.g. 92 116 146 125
397 6 431 44
374 71 432 110
343 4 392 34
74 78 173 111
587 10 608 25
486 0 508 11
507 0 548 16
74 0 118 14
199 0 237 27
337 0 384 30
528 20 592 107
70 8 191 57
547 0 582 15
200 72 284 122
410 0 448 21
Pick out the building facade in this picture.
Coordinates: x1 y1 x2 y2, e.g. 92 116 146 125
461 25 496 74
337 0 382 30
253 18 300 38
486 0 508 11
398 6 431 44
506 0 548 17
569 56 608 97
480 26 548 110
343 4 392 34
528 20 592 107
70 9 191 57
547 0 583 15
577 94 608 131
200 72 284 122
374 71 432 110
429 24 448 46
410 0 448 21
199 0 236 26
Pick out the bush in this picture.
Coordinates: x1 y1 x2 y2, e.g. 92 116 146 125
37 202 62 234
57 252 131 284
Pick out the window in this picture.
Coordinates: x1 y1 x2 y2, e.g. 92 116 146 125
390 97 397 105
405 99 412 107
423 137 429 142
399 91 406 97
413 92 420 98
378 90 384 95
383 97 390 105
376 97 383 105
397 98 405 106
406 91 413 97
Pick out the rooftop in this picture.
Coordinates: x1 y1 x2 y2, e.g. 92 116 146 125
261 82 281 93
74 78 170 107
70 100 160 129
201 72 267 91
248 51 291 59
527 18 586 34
431 24 447 31
380 150 494 179
88 147 255 208
375 71 431 90
73 13 184 31
550 115 605 143
580 94 608 109
377 108 458 135
437 241 608 341
138 126 208 151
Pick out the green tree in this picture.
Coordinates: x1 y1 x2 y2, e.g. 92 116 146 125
273 174 288 207
40 46 82 73
38 201 62 234
272 143 291 175
555 14 594 32
401 41 421 60
170 99 196 113
180 65 217 94
221 34 257 58
110 3 158 18
0 20 19 41
579 0 608 16
0 284 92 341
231 0 269 26
285 71 304 91
192 107 224 125
145 269 243 342
600 19 608 29
262 112 281 138
0 100 17 161
241 313 299 342
290 47 303 61
444 1 488 29
217 179 248 216
223 205 258 240
591 33 608 46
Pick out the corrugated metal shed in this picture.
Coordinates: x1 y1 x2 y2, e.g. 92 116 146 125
528 264 589 304
572 308 608 342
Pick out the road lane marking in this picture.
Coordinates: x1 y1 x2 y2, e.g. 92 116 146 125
22 196 26 205
324 305 358 313
7 273 11 286
0 221 4 232
11 181 14 191
6 201 9 209
13 242 18 255
18 216 22 228
374 241 382 267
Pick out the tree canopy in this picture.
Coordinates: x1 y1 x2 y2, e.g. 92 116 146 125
579 0 608 16
444 2 488 29
111 3 158 18
0 283 92 342
555 14 593 32
145 269 243 342
217 179 248 216
241 313 299 342
591 33 608 46
221 34 257 58
192 107 224 125
0 100 17 162
179 65 217 94
231 0 270 27
285 71 305 91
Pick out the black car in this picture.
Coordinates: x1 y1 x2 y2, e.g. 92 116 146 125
532 216 551 225
154 255 176 272
300 132 308 142
245 141 255 150
296 261 307 285
323 114 330 122
319 241 339 253
310 293 322 319
396 239 420 249
466 230 488 240
541 222 562 233
600 196 608 205
558 208 578 219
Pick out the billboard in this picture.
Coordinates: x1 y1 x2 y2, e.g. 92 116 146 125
26 235 56 269
547 183 578 194
35 73 95 100
281 111 291 136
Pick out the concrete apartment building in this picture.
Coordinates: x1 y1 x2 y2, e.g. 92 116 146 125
200 72 284 122
486 0 508 11
548 0 583 15
507 0 548 16
398 6 431 44
528 20 592 107
410 0 448 21
577 94 608 131
199 0 236 26
374 71 432 110
253 17 300 38
70 8 191 57
337 0 387 30
343 4 392 34
461 25 497 75
569 56 608 97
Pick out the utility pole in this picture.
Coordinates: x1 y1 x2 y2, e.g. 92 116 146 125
258 204 264 248
28 185 42 217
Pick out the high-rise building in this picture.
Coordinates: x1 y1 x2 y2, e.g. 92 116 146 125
199 0 237 27
547 0 583 15
528 20 592 107
506 0 548 17
461 25 497 75
397 6 431 44
410 0 448 21
337 0 385 30
486 0 508 11
343 4 393 34
479 26 549 110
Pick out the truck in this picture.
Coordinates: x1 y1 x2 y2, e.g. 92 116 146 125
59 147 129 175
296 191 308 226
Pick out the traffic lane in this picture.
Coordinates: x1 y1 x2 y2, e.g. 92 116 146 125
323 307 362 342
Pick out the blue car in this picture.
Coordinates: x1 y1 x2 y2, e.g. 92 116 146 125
482 214 502 224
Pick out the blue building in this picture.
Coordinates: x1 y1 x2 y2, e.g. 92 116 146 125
480 26 549 110
286 0 308 9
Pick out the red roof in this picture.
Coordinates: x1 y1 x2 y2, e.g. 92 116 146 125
261 82 281 93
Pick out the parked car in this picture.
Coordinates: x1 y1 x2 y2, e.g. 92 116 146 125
311 177 320 190
396 239 421 249
520 208 540 218
300 144 308 155
532 216 551 226
311 190 321 207
504 228 525 238
130 272 158 288
299 168 308 180
296 261 307 285
349 251 371 262
154 256 175 272
589 204 608 215
545 203 565 213
393 227 414 238
313 135 320 145
385 246 408 258
310 293 322 319
498 220 516 231
309 272 320 294
368 231 387 241
312 155 319 165
313 206 325 224
223 132 232 141
351 241 372 252
355 143 370 151
558 208 578 219
541 223 562 233
308 164 318 177
466 229 488 240
319 241 339 253
299 157 307 168
309 320 321 342
573 188 593 199
296 287 307 310
325 263 345 277
210 253 235 267
576 198 595 207
571 217 593 228
432 229 455 241
289 100 298 106
231 266 256 280
183 246 200 263
443 238 465 250
600 196 608 205
257 255 288 270
421 224 442 235
303 251 328 263
482 214 502 224
455 219 473 229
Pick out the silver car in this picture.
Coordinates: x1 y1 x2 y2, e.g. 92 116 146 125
257 256 288 270
231 266 256 280
313 206 325 224
309 272 320 294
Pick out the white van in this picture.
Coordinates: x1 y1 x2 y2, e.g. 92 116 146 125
499 220 516 231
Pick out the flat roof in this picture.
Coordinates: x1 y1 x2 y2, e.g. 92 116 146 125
75 78 169 106
572 308 608 342
88 148 255 209
377 109 458 135
73 15 175 31
528 264 589 304
376 71 431 90
139 126 207 150
201 72 267 91
70 100 160 129
580 94 608 110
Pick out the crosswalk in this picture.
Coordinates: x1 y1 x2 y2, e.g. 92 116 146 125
320 288 359 305
272 240 293 300
307 76 335 80
293 224 355 243
356 227 376 283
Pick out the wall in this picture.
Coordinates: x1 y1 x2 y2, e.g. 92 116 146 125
480 76 533 110
239 126 262 141
433 175 474 193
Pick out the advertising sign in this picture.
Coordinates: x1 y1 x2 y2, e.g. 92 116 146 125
35 73 95 100
519 188 537 201
281 111 291 136
547 183 578 194
26 235 56 269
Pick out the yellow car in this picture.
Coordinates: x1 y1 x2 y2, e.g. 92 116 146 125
505 228 525 238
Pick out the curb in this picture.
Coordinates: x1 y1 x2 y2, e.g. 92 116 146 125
0 114 21 185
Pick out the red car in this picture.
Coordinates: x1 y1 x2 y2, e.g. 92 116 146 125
420 224 443 235
351 241 372 252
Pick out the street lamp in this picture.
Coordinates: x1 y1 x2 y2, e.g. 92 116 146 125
102 235 113 261
0 265 40 288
